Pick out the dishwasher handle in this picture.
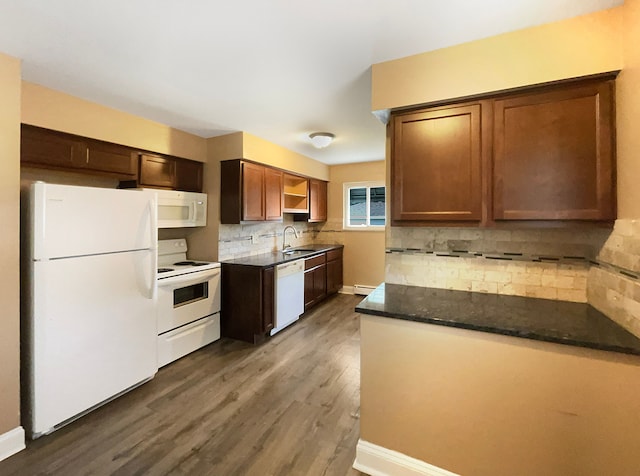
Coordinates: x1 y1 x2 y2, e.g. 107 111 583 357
276 260 304 277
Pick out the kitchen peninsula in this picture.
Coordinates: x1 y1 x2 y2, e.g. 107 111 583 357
354 284 640 476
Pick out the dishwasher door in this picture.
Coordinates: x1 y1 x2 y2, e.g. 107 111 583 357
272 259 305 335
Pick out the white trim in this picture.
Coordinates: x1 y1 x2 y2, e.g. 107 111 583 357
339 285 355 295
353 439 460 476
0 426 25 462
354 285 376 296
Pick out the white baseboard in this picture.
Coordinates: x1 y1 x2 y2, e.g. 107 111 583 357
339 285 355 295
353 439 459 476
354 284 376 296
0 426 25 462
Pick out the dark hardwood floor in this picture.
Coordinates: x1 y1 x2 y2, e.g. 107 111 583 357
1 294 365 476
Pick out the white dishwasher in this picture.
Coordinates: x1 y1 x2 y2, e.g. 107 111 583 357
271 259 305 335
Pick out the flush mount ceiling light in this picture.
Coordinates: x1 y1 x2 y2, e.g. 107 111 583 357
309 132 335 149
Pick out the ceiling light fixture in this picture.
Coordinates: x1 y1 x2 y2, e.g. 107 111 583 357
309 132 335 149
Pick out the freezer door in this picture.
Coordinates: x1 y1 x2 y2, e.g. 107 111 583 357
29 250 157 436
31 183 157 260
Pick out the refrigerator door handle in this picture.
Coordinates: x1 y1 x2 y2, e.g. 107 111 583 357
150 196 158 300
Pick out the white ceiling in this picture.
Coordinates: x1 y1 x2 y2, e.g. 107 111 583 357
0 0 623 165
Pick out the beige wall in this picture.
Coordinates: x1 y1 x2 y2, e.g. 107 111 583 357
360 315 640 476
617 0 640 219
372 7 623 111
0 52 22 435
189 132 330 261
319 161 386 288
21 82 207 162
242 132 329 181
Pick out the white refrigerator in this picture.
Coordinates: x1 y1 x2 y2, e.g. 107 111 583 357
25 182 158 438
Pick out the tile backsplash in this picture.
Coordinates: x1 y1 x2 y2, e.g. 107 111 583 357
385 223 640 338
588 219 640 337
385 226 610 304
218 218 319 261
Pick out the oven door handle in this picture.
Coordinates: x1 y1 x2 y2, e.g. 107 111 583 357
159 269 220 288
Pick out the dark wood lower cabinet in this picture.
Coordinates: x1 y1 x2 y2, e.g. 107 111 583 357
223 246 343 343
304 258 326 311
326 248 343 296
221 264 274 344
304 247 343 312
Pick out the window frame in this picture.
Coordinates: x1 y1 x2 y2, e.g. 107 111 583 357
343 181 386 231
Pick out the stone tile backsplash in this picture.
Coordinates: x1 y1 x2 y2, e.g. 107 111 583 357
588 219 640 337
386 252 589 302
386 227 610 258
384 222 640 338
218 218 319 261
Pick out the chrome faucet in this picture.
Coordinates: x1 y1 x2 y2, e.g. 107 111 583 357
282 225 300 250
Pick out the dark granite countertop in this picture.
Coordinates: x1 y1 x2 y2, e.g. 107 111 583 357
356 283 640 356
220 244 343 268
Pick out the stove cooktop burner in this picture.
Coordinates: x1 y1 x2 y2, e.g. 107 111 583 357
158 268 174 273
173 261 208 266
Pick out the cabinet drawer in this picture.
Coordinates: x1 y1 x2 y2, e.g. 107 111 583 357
304 254 326 270
326 248 342 262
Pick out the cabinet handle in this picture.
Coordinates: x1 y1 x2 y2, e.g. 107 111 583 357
86 149 89 164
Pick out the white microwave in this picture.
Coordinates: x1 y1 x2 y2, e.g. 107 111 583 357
151 189 207 228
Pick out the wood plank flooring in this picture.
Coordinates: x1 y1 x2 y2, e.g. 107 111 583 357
1 294 365 476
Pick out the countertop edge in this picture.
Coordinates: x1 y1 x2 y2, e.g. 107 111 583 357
355 305 640 356
220 244 344 268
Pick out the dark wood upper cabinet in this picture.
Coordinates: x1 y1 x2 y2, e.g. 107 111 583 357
493 80 615 221
175 158 204 193
391 102 485 224
138 153 203 192
264 167 284 221
221 159 284 224
390 75 617 226
308 179 328 222
21 125 84 169
242 161 266 221
139 154 176 188
21 124 203 190
21 124 136 177
86 141 137 176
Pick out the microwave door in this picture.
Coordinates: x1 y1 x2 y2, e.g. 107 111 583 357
158 200 190 228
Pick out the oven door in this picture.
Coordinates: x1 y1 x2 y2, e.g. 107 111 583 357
157 268 221 334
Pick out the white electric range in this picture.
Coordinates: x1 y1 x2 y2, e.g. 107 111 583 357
156 239 221 367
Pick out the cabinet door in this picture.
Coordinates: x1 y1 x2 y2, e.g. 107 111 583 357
304 264 327 311
261 267 275 334
139 154 176 188
493 81 615 220
242 162 266 221
21 125 85 169
175 159 203 192
309 179 327 222
391 103 484 223
326 249 343 295
264 167 284 221
86 141 137 176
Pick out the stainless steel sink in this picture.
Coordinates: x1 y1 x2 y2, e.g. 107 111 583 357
281 249 314 256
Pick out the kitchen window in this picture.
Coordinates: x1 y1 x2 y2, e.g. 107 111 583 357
343 181 386 230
